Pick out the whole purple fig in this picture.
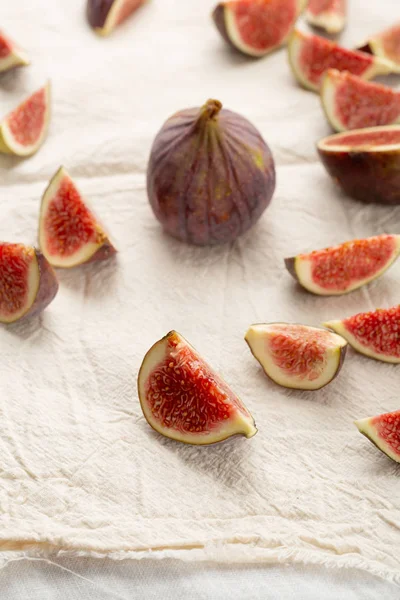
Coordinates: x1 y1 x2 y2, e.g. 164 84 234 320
147 99 276 245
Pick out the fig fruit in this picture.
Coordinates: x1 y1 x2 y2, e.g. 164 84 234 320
212 0 306 58
0 82 51 157
324 306 400 363
357 23 400 73
138 330 257 445
245 323 347 390
39 167 116 268
305 0 346 34
321 69 400 132
0 30 30 73
355 409 400 464
288 29 394 92
0 243 58 324
317 125 400 205
147 99 275 245
87 0 145 36
285 234 400 296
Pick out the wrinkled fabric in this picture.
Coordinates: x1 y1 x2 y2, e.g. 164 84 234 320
0 0 399 586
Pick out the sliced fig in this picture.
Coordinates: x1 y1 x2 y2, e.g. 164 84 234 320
357 23 400 73
355 409 400 463
318 125 400 205
0 82 51 157
39 167 116 268
305 0 346 34
87 0 146 36
324 306 400 363
0 243 58 324
288 29 394 92
147 98 275 245
212 0 306 58
0 30 30 73
245 323 347 390
138 331 257 445
321 69 400 132
285 234 400 296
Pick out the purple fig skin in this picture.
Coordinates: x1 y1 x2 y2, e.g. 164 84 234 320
147 99 276 245
284 257 297 280
87 0 113 29
318 147 400 205
212 5 236 52
87 239 117 263
28 250 59 319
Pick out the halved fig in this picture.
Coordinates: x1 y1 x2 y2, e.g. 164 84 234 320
288 29 394 92
138 331 257 445
39 167 116 268
324 306 400 363
321 69 400 132
245 323 347 390
0 82 51 157
212 0 306 58
0 243 58 324
285 234 400 296
318 125 400 205
0 30 30 73
355 409 400 463
87 0 146 36
357 23 400 73
305 0 346 34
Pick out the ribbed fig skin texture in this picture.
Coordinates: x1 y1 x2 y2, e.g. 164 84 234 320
147 99 275 245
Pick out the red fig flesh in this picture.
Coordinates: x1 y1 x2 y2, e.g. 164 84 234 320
355 410 400 463
212 0 306 57
0 83 50 157
285 234 400 296
0 243 58 324
306 0 346 34
39 167 116 268
324 306 400 363
245 323 347 390
288 29 394 92
321 69 400 132
0 30 29 73
138 331 257 445
87 0 145 36
357 23 400 73
318 125 400 205
147 99 275 245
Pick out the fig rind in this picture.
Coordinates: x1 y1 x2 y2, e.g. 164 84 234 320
39 166 116 268
324 306 400 363
356 24 400 74
0 82 51 157
288 29 394 93
305 0 346 34
87 0 146 36
285 234 400 296
212 0 306 58
318 125 400 205
245 323 347 391
355 410 400 463
0 31 30 73
138 331 257 445
0 244 58 324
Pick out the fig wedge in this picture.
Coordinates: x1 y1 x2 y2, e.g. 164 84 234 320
318 125 400 205
285 234 400 296
288 29 394 92
138 331 257 445
0 243 58 324
87 0 146 36
305 0 346 34
245 323 347 390
324 306 400 363
212 0 306 58
355 409 400 463
321 69 400 132
0 30 30 73
39 167 116 268
0 82 51 157
357 23 400 73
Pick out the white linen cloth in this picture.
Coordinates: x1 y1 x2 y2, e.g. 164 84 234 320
0 0 400 588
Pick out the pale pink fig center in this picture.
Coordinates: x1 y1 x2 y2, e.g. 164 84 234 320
380 24 400 63
8 88 46 146
116 0 144 26
307 0 345 16
325 129 400 147
344 307 400 358
0 244 32 316
371 411 400 455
